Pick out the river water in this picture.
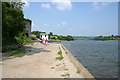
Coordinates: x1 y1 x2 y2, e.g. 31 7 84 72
61 40 118 78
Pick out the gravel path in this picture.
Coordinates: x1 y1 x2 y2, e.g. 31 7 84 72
2 42 83 78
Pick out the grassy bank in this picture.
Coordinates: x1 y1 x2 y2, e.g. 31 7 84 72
10 48 26 57
51 39 61 42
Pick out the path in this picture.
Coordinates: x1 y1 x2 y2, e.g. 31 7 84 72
2 43 83 78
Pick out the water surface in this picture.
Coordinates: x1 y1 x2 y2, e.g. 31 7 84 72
61 40 118 78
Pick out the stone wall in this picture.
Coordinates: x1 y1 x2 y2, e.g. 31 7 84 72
24 19 31 38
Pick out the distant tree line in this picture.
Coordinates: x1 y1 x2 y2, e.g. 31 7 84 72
49 32 74 41
31 31 46 38
31 31 74 41
93 35 120 41
57 35 74 41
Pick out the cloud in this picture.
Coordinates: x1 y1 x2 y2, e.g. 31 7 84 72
32 22 40 27
44 24 49 26
61 21 67 25
57 21 67 26
32 23 35 27
92 2 100 10
69 28 74 31
92 2 110 10
52 0 72 10
41 3 50 9
21 0 29 9
101 2 110 7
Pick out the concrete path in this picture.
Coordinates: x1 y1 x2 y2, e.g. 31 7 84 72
2 43 83 78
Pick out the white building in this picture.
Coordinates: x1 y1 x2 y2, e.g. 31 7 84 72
40 33 48 40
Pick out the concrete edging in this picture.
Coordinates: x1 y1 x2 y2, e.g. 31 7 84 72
61 44 95 78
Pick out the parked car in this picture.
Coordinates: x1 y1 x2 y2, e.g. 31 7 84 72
32 38 40 41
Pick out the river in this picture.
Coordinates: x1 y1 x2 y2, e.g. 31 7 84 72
61 40 118 78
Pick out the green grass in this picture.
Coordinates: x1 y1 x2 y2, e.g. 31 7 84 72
10 48 26 57
50 35 58 39
56 56 64 60
51 39 61 42
61 45 68 54
23 38 34 45
12 54 24 57
77 70 81 74
61 45 65 50
58 50 62 55
65 52 68 54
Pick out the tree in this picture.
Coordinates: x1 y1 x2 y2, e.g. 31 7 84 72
49 32 53 36
2 2 25 46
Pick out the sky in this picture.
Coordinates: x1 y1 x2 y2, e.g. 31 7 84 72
23 1 118 36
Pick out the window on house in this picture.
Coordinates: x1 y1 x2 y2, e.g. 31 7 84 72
41 35 42 38
45 35 46 37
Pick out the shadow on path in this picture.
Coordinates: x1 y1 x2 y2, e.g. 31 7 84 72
2 44 51 61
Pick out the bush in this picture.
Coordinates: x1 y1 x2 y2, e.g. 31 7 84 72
56 56 64 60
15 32 34 45
58 51 62 55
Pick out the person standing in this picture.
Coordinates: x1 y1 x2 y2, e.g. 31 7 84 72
45 39 48 44
43 38 45 44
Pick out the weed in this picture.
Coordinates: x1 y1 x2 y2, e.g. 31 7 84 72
65 52 68 54
61 45 65 50
58 51 62 55
77 70 81 74
56 56 64 60
10 48 26 57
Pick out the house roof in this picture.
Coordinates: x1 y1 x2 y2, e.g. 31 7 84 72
40 33 48 35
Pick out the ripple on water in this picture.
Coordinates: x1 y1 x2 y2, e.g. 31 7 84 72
61 40 118 78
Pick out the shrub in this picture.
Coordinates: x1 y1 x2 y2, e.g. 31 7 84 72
56 56 64 60
15 32 34 45
58 51 62 55
77 70 81 74
10 48 26 57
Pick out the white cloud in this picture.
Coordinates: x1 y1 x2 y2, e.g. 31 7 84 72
41 3 50 9
52 0 72 10
44 24 49 26
57 21 67 26
101 2 110 7
92 2 100 10
32 22 40 27
32 23 35 27
61 21 67 25
92 2 110 10
21 0 29 9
